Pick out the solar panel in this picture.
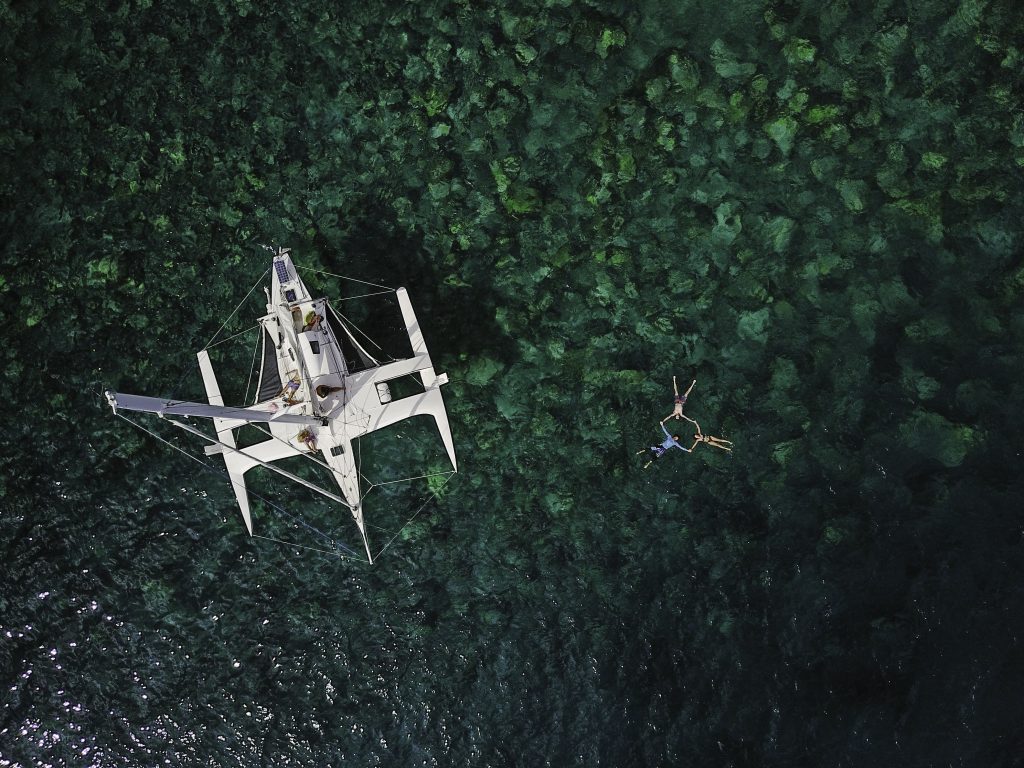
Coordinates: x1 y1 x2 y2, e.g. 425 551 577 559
274 260 290 284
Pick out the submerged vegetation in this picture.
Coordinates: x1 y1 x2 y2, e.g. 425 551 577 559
2 0 1023 764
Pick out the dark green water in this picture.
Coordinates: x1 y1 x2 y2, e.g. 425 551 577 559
3 0 1024 765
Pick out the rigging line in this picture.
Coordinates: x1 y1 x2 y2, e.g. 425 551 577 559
332 289 396 303
245 419 342 479
372 472 456 561
162 316 255 414
177 387 364 527
251 534 361 561
364 471 456 533
168 416 354 511
250 492 354 555
163 325 258 411
364 470 456 488
205 324 260 349
356 432 367 503
352 429 379 502
295 265 394 291
114 412 356 553
168 350 204 412
330 304 389 356
132 412 356 553
325 302 388 368
201 267 270 351
116 411 330 536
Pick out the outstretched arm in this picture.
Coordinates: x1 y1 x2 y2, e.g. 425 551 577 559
684 379 696 398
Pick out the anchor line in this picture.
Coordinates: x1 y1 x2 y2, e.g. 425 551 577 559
296 265 394 291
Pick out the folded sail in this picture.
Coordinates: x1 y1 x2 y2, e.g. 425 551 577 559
255 325 283 404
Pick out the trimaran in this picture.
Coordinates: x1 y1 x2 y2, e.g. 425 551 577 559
105 246 457 562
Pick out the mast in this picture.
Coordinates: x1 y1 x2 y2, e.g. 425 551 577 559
104 391 321 427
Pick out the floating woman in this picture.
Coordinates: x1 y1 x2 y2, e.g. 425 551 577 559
685 417 733 454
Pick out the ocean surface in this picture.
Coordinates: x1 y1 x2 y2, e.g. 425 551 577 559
2 0 1023 765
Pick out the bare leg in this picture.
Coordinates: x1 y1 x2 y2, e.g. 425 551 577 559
669 377 685 419
640 446 657 468
706 435 732 452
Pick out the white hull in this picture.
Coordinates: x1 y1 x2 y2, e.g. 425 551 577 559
107 248 457 563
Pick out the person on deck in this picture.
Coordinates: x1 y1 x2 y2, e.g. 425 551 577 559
637 422 690 469
315 384 344 399
297 428 318 453
302 311 323 331
277 372 302 405
665 375 697 423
